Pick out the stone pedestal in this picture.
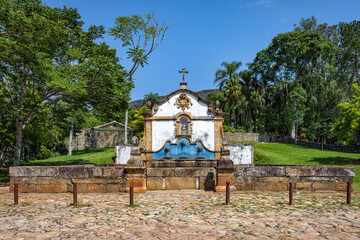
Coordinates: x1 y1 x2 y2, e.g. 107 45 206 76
215 165 235 192
126 146 147 192
125 167 147 193
215 141 235 192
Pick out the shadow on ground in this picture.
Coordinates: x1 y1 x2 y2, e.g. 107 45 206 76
306 157 360 166
25 159 88 166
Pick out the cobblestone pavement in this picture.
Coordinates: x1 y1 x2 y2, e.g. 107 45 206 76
0 186 359 240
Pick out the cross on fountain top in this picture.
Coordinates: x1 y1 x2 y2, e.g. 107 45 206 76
179 68 188 89
179 68 188 83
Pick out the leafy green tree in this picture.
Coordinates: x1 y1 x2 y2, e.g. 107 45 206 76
288 87 307 140
109 13 168 144
143 92 162 105
214 61 242 90
109 13 168 81
0 0 83 165
131 106 147 138
0 88 15 166
0 1 132 165
338 21 360 100
249 29 338 138
222 76 242 126
332 84 360 143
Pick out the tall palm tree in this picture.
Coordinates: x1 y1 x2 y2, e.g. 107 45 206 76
143 92 162 105
222 75 242 126
214 61 242 90
249 89 265 131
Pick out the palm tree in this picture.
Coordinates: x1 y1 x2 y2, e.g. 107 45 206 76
143 92 162 105
214 61 242 90
249 89 265 131
222 75 242 126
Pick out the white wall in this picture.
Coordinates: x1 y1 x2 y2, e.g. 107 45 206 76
151 92 216 152
153 93 213 117
191 120 214 151
115 145 132 164
152 120 176 151
152 120 215 151
229 145 253 164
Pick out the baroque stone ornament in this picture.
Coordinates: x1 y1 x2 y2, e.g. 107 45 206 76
175 93 192 111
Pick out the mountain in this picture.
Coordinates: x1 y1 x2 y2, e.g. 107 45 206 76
130 89 220 109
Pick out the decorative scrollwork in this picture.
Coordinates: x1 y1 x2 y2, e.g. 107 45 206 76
175 93 192 111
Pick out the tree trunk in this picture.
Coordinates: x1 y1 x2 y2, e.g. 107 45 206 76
0 146 6 167
229 108 233 127
124 109 128 144
248 111 252 132
68 119 74 156
13 119 24 166
253 112 257 132
295 123 297 145
234 108 239 128
290 121 296 139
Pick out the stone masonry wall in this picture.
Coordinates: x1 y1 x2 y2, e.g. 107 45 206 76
224 132 360 153
72 124 133 150
9 164 355 193
234 165 355 191
224 132 273 143
10 165 127 193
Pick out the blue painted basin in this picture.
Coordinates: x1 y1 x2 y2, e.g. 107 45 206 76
152 137 215 159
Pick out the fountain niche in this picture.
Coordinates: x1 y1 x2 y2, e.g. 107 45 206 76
123 74 237 192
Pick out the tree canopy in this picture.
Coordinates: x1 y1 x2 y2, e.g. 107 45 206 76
214 16 360 145
0 0 132 165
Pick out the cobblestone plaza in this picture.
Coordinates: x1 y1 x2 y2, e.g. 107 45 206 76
1 186 359 239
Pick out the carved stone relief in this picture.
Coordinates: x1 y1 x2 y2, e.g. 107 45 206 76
174 93 192 111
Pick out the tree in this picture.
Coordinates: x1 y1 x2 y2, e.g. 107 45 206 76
0 0 83 165
109 13 168 144
214 61 242 90
338 21 360 100
288 87 307 141
0 1 132 165
249 29 338 138
0 88 15 166
222 75 242 127
131 106 147 138
143 92 162 105
332 84 360 144
109 13 168 81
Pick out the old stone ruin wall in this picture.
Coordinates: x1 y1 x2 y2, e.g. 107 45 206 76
72 127 132 150
9 165 355 193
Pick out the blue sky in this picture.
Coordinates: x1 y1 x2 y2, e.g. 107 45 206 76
44 0 360 100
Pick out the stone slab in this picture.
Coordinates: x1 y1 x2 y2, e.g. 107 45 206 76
165 177 196 189
254 182 288 191
10 166 58 177
102 167 125 177
58 165 94 178
36 184 67 193
285 166 355 177
147 177 164 190
147 168 175 177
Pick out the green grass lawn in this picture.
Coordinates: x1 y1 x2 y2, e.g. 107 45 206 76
26 147 116 166
0 169 9 184
251 143 360 191
0 148 115 184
